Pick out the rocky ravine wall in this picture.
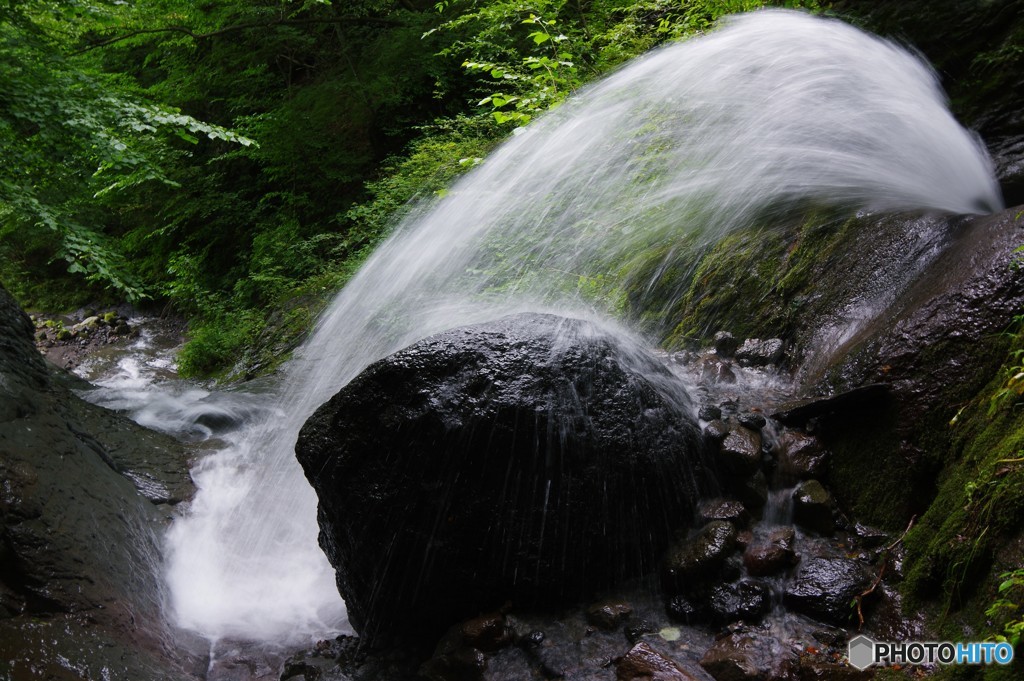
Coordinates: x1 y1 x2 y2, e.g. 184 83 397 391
0 283 197 680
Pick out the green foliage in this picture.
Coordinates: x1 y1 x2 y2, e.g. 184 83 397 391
0 1 253 301
2 0 829 373
987 569 1024 648
176 306 263 378
435 2 583 127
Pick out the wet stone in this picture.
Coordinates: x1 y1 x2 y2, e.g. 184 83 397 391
736 412 767 431
624 620 658 644
698 499 750 528
784 557 869 625
776 431 828 479
706 580 772 625
700 625 798 681
699 405 723 421
714 331 740 358
792 480 834 535
617 642 697 681
518 630 545 648
704 419 730 444
701 358 737 384
719 427 763 476
461 612 511 652
664 521 738 591
665 595 703 625
743 527 797 577
853 523 889 549
735 338 785 367
586 599 633 631
296 312 708 641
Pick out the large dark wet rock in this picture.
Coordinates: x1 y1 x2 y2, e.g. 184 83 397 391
0 283 196 679
663 521 738 594
783 557 869 625
802 208 1024 526
296 312 709 642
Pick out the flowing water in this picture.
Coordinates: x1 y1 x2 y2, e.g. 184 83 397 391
161 10 1002 647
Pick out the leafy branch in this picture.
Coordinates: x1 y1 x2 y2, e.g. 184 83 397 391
73 15 404 53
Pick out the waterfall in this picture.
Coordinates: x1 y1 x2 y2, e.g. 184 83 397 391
163 9 1001 645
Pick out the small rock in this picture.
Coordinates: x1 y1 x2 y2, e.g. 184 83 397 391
735 338 784 367
734 530 754 550
792 480 834 535
519 630 545 648
102 311 118 325
71 315 101 335
784 557 869 625
701 358 737 384
743 527 797 577
114 322 131 336
704 419 730 443
461 612 510 652
586 599 633 631
714 331 740 358
664 521 738 591
719 427 763 475
624 620 657 644
706 580 772 625
700 626 797 681
699 405 723 421
698 499 750 528
665 595 703 624
776 431 828 479
617 642 696 681
736 411 767 431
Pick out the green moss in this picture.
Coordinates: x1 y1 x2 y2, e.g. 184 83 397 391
618 210 851 351
903 384 1024 605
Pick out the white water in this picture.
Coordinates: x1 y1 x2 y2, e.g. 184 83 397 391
163 10 1001 644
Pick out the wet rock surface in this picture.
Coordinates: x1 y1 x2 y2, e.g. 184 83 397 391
784 558 870 625
743 528 797 577
735 338 784 368
297 312 709 642
664 521 738 591
0 284 198 679
791 481 835 536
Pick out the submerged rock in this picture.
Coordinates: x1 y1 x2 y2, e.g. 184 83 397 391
296 312 708 641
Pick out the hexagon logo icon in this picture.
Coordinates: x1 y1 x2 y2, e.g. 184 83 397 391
848 635 876 671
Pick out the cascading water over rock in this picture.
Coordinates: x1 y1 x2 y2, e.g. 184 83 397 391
163 10 1002 645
